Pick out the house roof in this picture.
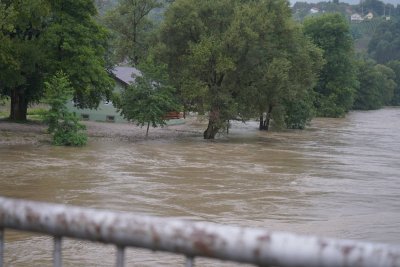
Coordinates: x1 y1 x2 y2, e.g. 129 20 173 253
111 66 141 85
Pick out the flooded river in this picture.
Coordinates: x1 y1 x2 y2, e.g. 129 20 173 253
1 108 400 266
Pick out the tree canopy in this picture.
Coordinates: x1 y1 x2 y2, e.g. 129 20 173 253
354 59 396 110
115 58 178 137
104 0 162 65
304 13 358 117
0 0 113 121
158 0 322 139
368 18 400 64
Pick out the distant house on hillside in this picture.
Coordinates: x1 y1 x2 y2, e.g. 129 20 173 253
66 66 140 123
365 12 374 20
351 13 364 22
310 7 319 14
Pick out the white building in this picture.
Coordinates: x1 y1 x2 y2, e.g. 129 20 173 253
351 13 364 22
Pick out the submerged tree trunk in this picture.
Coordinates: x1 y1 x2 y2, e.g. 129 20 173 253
203 108 220 139
9 87 28 121
259 105 273 131
146 121 150 138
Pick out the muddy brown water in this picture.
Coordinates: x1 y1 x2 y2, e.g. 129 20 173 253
1 108 400 266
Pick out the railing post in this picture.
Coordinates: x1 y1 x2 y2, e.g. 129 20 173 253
53 236 62 267
0 228 3 267
185 256 194 267
116 246 125 267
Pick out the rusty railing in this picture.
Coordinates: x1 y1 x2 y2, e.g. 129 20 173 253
1 196 400 267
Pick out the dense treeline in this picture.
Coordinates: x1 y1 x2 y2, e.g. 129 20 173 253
292 0 400 111
1 0 399 142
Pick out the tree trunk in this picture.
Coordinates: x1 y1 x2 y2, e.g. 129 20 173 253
203 108 220 139
146 121 150 138
9 87 28 121
259 114 267 130
203 120 220 139
259 105 273 131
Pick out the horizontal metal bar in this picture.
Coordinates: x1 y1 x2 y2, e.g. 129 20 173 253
1 196 400 267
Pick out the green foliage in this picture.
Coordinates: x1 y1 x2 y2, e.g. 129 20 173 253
159 0 322 138
362 0 385 16
368 19 400 64
386 60 400 105
0 1 50 120
354 59 396 110
284 93 316 129
44 72 87 146
104 0 162 65
0 0 113 121
304 13 358 117
42 0 114 109
115 58 178 137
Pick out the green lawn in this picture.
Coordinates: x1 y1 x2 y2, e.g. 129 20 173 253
0 99 48 121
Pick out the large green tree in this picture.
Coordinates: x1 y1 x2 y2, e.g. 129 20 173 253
159 0 241 139
159 0 322 138
42 0 114 109
230 5 323 131
0 0 113 121
304 13 358 117
0 0 50 121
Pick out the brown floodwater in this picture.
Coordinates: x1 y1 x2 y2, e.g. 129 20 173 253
1 108 400 266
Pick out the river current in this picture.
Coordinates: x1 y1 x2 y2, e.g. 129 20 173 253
1 108 399 266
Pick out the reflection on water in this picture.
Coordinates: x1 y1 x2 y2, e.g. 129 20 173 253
1 108 400 266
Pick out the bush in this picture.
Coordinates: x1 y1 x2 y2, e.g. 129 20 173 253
44 71 87 146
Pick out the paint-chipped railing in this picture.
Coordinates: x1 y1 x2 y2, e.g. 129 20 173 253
1 197 400 267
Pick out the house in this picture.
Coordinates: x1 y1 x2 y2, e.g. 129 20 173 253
66 66 140 123
365 12 373 20
310 7 319 14
351 13 364 22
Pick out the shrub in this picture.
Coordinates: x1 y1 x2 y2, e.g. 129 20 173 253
44 71 87 146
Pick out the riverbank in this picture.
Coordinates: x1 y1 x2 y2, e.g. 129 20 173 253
0 117 205 145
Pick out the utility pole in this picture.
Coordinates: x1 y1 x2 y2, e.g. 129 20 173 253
361 0 364 16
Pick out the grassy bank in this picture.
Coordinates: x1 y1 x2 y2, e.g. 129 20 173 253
0 98 48 121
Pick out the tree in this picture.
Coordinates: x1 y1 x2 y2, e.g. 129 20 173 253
44 71 87 146
104 0 162 65
0 0 50 121
159 0 322 138
304 13 358 117
41 0 114 109
159 0 240 139
386 60 400 105
115 58 178 137
362 0 385 16
0 0 113 121
368 19 400 64
0 3 16 103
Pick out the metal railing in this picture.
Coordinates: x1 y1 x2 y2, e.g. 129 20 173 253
1 196 400 267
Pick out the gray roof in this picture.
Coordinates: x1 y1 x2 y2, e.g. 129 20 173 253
111 66 141 85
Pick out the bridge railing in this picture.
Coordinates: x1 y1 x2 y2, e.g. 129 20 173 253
1 196 400 267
